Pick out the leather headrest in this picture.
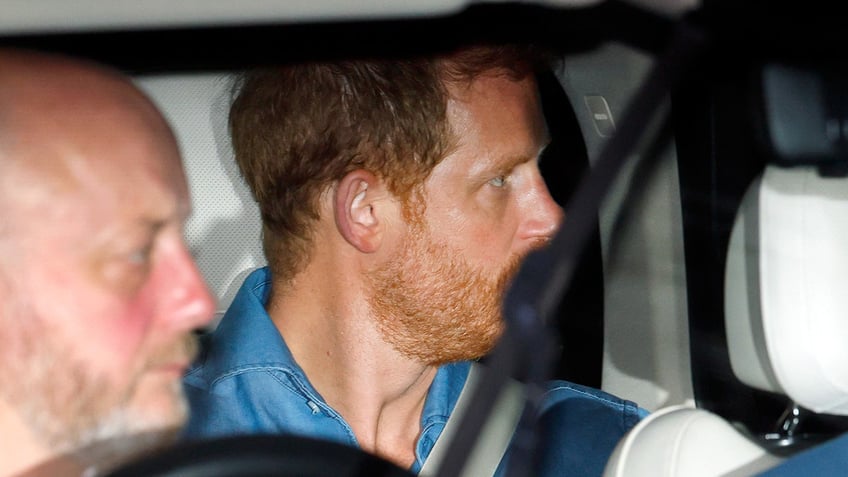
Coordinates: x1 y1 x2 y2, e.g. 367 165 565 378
725 165 848 414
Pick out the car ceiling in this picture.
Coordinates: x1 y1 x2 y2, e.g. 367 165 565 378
0 0 695 35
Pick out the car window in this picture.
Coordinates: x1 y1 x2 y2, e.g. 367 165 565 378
4 2 848 476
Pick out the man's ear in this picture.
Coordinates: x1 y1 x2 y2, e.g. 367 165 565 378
334 170 390 253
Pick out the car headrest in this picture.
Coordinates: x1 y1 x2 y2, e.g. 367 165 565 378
725 164 848 414
136 72 267 326
603 406 780 477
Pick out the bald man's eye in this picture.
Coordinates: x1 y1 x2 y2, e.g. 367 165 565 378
96 238 155 295
127 244 153 265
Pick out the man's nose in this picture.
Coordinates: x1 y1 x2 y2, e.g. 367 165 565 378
159 242 216 332
520 173 565 244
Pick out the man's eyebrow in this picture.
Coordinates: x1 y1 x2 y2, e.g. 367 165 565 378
111 219 167 240
87 217 162 253
148 200 192 226
133 208 187 233
144 218 169 230
499 138 552 169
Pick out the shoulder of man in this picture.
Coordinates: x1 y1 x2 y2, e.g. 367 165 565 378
181 332 307 440
538 380 646 420
182 351 297 440
533 380 647 477
755 431 848 477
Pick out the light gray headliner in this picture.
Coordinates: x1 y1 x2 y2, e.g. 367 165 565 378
0 0 695 35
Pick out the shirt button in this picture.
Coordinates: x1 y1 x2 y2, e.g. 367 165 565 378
307 400 321 415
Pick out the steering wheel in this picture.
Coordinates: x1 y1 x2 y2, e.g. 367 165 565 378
104 434 416 477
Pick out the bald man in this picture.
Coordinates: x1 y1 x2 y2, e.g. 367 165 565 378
0 49 215 477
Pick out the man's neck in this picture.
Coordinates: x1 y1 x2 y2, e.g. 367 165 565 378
267 273 438 469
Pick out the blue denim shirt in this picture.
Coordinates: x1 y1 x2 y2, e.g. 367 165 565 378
756 432 848 476
184 267 646 476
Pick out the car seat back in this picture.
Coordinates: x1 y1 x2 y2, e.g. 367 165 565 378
136 72 266 327
725 165 848 414
605 163 848 476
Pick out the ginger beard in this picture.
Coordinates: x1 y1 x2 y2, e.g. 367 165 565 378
367 219 523 365
0 292 197 463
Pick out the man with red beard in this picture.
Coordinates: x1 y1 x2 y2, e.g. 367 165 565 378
0 49 215 477
184 45 646 475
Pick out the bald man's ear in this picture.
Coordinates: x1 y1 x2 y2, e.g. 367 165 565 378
334 170 390 253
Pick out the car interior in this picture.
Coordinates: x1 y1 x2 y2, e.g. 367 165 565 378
3 0 848 475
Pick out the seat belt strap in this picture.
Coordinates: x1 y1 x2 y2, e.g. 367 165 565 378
419 363 526 477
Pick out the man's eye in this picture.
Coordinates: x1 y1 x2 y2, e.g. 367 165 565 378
488 175 507 188
127 245 153 265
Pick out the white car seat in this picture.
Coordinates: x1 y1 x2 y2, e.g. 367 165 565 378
604 164 848 476
135 72 266 327
725 165 848 414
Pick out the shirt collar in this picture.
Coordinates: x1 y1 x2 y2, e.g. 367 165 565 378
413 360 471 471
203 267 310 384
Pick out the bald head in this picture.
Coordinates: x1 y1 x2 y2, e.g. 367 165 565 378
0 49 167 135
0 50 212 477
0 49 165 129
0 49 179 193
0 49 186 251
